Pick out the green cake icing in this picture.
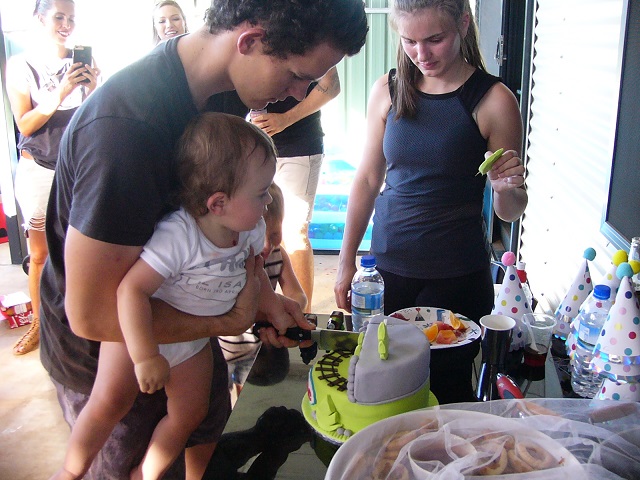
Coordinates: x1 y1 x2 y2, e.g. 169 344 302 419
302 316 435 444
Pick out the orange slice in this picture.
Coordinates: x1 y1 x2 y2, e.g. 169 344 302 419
424 324 438 343
435 321 453 331
449 311 462 330
435 330 458 344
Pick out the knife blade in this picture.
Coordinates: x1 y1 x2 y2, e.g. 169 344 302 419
253 323 361 352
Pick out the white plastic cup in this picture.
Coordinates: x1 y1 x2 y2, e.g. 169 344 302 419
480 314 516 333
521 313 556 369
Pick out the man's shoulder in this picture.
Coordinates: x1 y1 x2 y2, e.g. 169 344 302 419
77 44 191 128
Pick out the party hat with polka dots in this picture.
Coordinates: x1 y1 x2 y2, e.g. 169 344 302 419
590 263 640 383
596 378 640 401
491 251 533 351
598 250 628 297
553 248 595 340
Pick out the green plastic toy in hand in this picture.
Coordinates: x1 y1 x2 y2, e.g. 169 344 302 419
477 148 504 176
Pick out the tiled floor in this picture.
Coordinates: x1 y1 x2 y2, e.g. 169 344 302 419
0 242 69 480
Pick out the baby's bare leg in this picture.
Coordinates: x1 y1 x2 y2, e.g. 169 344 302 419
52 342 138 479
185 442 216 480
133 344 213 479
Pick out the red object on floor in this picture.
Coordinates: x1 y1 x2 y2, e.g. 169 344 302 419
0 292 33 329
0 199 8 244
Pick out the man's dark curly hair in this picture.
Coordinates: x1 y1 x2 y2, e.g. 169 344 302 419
204 0 368 59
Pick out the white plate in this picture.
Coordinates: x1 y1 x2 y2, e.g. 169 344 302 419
390 306 481 349
326 409 581 480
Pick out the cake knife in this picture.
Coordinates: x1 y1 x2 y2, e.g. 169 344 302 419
253 323 361 352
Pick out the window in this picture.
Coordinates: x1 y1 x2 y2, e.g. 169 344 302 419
601 0 640 250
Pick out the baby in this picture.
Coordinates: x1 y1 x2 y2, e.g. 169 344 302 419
52 112 292 480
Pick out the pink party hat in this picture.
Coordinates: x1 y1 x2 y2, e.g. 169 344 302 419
590 264 640 383
596 379 640 401
553 248 596 339
597 250 628 296
492 252 533 350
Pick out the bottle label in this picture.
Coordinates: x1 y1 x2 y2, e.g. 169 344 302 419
578 322 601 346
351 291 383 312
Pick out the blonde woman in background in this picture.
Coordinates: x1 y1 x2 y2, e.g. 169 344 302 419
152 0 188 44
5 0 99 356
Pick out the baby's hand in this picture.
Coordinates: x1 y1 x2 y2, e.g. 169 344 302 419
259 294 311 348
134 354 170 394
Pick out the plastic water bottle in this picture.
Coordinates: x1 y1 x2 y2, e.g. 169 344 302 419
351 255 384 332
570 284 613 398
516 261 536 310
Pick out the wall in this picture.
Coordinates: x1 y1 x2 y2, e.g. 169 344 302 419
322 0 397 162
520 0 627 314
477 0 503 76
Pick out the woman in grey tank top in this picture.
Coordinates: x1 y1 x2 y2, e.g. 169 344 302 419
5 0 99 355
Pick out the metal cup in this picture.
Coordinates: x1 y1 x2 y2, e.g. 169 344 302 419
475 315 516 401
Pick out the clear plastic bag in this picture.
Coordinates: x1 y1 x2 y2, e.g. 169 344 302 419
325 399 640 479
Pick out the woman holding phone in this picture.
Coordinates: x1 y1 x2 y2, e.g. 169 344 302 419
5 0 99 355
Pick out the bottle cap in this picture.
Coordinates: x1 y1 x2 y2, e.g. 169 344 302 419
361 255 376 268
593 284 611 300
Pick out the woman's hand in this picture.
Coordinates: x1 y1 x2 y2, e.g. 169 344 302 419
334 261 357 312
62 62 100 99
487 149 525 193
487 149 528 221
251 112 291 137
80 63 101 94
58 62 86 99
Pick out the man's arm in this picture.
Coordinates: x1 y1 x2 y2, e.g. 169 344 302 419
251 66 340 136
64 226 262 342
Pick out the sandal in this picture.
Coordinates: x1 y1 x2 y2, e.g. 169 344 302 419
13 317 40 355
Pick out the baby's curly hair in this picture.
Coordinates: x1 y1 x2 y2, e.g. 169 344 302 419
204 0 368 59
175 112 276 218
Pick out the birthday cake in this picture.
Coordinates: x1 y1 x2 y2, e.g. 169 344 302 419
301 316 434 444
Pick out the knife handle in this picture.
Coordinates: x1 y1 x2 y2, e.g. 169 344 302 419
252 322 312 342
299 314 318 364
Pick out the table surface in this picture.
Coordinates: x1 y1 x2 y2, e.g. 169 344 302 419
209 315 344 479
207 315 566 479
212 352 332 479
